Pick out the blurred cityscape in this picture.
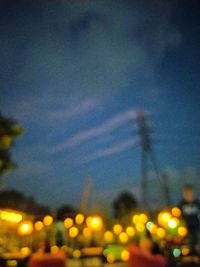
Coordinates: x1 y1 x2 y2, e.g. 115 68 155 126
0 0 199 267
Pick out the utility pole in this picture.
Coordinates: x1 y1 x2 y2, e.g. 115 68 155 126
136 111 170 207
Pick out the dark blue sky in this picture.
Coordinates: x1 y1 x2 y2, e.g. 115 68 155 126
1 0 199 209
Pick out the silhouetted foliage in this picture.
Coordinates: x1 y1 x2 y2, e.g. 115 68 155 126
0 189 49 215
113 191 138 219
56 204 77 220
0 113 23 175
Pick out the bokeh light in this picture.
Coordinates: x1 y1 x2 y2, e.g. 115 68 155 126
171 207 181 217
18 221 33 236
69 226 79 238
113 224 123 235
34 221 44 231
64 218 73 229
126 226 135 237
43 215 53 226
121 250 130 261
119 232 129 243
104 231 114 243
75 213 84 225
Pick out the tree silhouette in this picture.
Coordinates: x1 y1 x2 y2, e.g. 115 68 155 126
56 204 77 221
0 189 49 215
0 113 23 175
113 191 138 219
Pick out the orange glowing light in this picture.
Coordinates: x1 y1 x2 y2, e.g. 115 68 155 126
136 222 145 232
121 250 130 261
69 226 79 238
83 227 92 239
75 213 84 225
18 221 33 236
104 231 114 242
113 224 123 235
64 218 73 229
178 226 188 237
34 221 44 231
171 207 181 217
126 226 135 237
43 215 53 226
86 216 103 231
158 212 171 226
119 232 129 243
156 227 166 239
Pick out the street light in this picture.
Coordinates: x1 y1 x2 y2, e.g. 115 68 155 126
86 216 103 231
18 221 33 236
43 215 53 226
75 213 84 225
69 226 79 238
64 218 73 229
34 221 44 231
113 224 122 235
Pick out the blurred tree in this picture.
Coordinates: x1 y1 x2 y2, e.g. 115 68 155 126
56 204 77 221
113 191 138 220
0 113 23 175
0 189 49 215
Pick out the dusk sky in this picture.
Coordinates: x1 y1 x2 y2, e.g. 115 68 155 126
1 0 199 209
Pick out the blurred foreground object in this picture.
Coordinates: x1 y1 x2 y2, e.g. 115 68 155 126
128 243 166 267
179 184 200 254
0 113 23 176
28 247 66 267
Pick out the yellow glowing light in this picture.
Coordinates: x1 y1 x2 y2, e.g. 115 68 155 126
6 260 18 267
0 210 22 223
121 250 130 261
104 231 114 242
20 247 31 256
51 245 59 254
177 226 188 237
61 245 68 252
148 223 158 234
43 215 53 226
171 207 181 217
75 213 84 225
168 218 179 229
139 213 148 224
73 249 81 259
107 254 115 263
83 227 92 239
136 222 145 232
69 226 79 238
132 214 139 224
181 246 190 256
126 226 135 237
34 221 44 231
64 218 73 229
18 221 33 236
119 232 129 243
113 224 123 235
158 212 171 226
86 216 103 231
156 227 166 239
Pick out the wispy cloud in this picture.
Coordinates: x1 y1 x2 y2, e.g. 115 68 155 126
82 137 139 163
53 109 139 153
47 98 97 120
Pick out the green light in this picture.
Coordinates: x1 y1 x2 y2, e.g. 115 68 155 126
146 221 153 230
173 248 181 258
